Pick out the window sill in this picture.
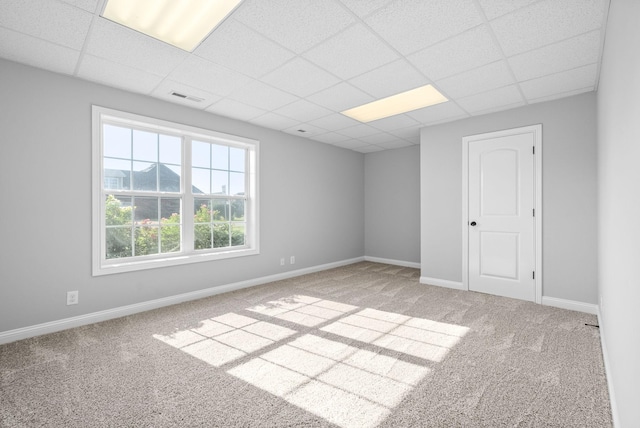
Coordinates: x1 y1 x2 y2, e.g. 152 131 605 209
93 247 259 276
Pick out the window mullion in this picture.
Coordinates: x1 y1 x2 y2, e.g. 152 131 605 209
183 137 194 253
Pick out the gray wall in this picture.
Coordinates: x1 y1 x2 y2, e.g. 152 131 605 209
364 145 420 265
420 93 598 304
0 59 364 332
597 0 640 425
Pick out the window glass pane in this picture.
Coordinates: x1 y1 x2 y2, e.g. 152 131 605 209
133 161 158 191
159 134 181 164
231 224 245 246
105 195 132 225
231 200 245 221
161 224 181 253
134 197 158 222
194 199 211 223
160 198 181 254
230 172 245 195
133 130 158 162
229 147 245 172
103 124 131 159
212 144 229 170
211 199 229 221
192 168 210 194
104 158 131 190
106 227 132 259
213 223 230 248
192 141 210 168
159 164 181 192
195 224 212 250
212 170 228 195
135 226 159 255
160 198 180 220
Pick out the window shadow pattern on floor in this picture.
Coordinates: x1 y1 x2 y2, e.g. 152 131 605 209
153 295 469 428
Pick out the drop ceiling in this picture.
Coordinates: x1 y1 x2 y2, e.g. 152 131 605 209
0 0 609 153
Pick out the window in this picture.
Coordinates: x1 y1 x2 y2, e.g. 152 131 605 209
92 106 259 275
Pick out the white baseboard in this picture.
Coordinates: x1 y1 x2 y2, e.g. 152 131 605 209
0 257 365 345
541 296 598 314
364 256 420 269
419 276 465 290
597 310 619 428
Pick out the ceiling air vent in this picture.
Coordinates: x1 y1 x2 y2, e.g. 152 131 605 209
170 91 204 103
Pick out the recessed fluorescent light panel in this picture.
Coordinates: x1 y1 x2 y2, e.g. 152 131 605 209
341 84 448 123
102 0 244 52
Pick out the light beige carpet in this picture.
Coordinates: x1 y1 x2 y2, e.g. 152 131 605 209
0 262 612 427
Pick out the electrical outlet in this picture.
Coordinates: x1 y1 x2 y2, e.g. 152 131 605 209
66 291 79 306
290 256 295 265
280 258 285 266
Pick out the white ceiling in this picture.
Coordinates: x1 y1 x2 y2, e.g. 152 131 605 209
0 0 609 153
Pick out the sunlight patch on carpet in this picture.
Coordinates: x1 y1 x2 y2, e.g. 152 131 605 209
228 334 426 428
153 314 296 367
246 294 357 326
154 295 469 428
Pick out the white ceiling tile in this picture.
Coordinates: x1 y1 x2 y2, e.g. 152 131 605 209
306 113 361 131
339 124 381 139
490 0 607 56
274 99 333 122
354 145 385 153
528 87 593 105
360 132 398 144
0 27 80 75
261 58 340 97
151 80 222 108
77 55 163 94
477 0 538 20
307 82 375 111
368 114 420 132
408 25 502 81
249 112 300 131
59 0 99 13
195 19 295 79
348 59 428 98
338 0 395 17
520 63 598 100
311 132 351 144
436 60 515 99
508 30 601 81
407 102 469 125
233 0 355 53
283 124 327 137
0 0 92 50
456 85 524 114
469 101 526 117
333 139 369 149
304 24 399 80
206 98 267 121
169 56 253 97
86 19 188 76
227 80 299 111
378 140 414 149
365 0 483 55
389 127 421 143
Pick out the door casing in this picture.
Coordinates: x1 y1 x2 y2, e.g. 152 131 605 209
462 124 543 304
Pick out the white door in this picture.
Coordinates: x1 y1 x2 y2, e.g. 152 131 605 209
465 126 539 302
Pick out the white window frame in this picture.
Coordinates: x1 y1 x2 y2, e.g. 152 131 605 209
92 105 259 276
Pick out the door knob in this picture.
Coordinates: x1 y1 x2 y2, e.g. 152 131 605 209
470 221 477 226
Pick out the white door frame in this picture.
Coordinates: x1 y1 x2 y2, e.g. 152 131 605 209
462 124 543 304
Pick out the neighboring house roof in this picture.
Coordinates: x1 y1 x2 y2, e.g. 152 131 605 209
104 163 203 194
